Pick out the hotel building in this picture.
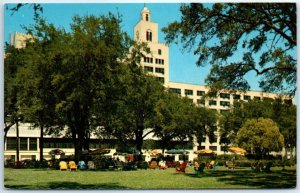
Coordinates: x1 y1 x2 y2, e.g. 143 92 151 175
4 6 292 161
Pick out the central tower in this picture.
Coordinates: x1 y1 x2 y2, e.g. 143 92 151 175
134 6 169 84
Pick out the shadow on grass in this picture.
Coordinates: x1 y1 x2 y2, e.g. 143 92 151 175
5 181 129 190
185 169 296 188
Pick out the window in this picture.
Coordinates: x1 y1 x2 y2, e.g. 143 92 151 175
146 30 152 41
158 49 162 55
244 95 251 100
155 58 164 65
209 100 217 106
146 14 149 21
220 93 230 99
144 66 153 73
197 90 205 96
198 146 206 150
20 138 28 150
220 101 230 107
6 137 17 150
209 146 217 151
169 88 181 94
156 77 164 83
29 138 37 150
254 96 261 100
185 89 193 96
143 57 153 63
155 68 164 74
233 94 240 100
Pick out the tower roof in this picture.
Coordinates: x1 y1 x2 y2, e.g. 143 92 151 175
141 6 150 21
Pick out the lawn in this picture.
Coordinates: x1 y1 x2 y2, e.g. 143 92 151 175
4 166 296 189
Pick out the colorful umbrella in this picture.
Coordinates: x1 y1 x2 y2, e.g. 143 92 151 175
149 149 162 155
228 147 246 155
194 149 215 155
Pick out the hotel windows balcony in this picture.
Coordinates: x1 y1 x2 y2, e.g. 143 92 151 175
185 89 193 96
233 94 241 100
146 30 152 41
155 58 164 65
143 57 153 63
209 100 217 106
197 90 205 96
155 67 164 74
158 49 162 55
220 101 230 107
220 93 230 99
254 96 261 100
169 88 181 95
243 95 251 100
144 66 153 73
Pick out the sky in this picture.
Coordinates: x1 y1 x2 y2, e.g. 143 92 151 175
3 2 264 91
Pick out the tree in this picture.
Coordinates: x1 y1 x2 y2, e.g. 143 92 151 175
154 91 218 152
50 14 132 160
12 30 61 162
8 13 132 161
163 3 296 96
219 98 296 157
4 45 27 163
236 118 284 158
95 59 165 153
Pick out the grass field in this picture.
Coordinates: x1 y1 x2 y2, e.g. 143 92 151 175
4 166 296 189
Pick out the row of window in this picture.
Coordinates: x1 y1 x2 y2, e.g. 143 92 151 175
144 66 165 74
143 57 165 65
6 137 117 150
170 88 205 96
6 137 37 151
169 88 277 102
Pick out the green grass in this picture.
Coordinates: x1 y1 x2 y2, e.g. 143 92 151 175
4 166 296 189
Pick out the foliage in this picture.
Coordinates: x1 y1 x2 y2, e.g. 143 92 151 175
219 98 296 156
154 91 218 151
236 118 284 158
6 3 43 19
163 3 296 96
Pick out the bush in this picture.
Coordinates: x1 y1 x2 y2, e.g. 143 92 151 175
93 155 111 170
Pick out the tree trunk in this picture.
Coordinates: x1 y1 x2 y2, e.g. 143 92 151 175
39 124 44 162
16 120 19 163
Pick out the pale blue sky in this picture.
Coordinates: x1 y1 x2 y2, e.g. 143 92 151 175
3 3 284 91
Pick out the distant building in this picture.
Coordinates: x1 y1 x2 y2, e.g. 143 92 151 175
10 32 34 49
4 6 292 162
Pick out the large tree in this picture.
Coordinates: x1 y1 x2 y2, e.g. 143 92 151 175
219 98 296 157
163 3 296 96
154 91 217 153
236 118 284 158
95 58 165 153
8 13 132 161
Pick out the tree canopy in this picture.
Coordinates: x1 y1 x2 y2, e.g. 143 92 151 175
236 118 284 158
219 98 296 157
163 3 296 96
